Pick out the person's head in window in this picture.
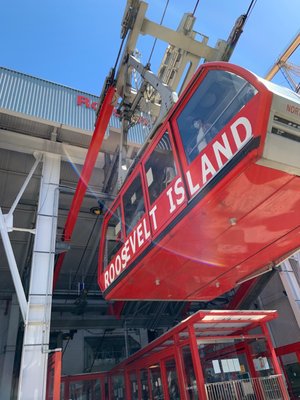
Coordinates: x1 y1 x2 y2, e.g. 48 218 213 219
201 91 217 109
176 70 256 164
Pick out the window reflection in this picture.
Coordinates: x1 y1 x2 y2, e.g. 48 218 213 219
249 338 275 378
123 173 145 235
199 341 251 384
69 380 101 400
150 365 164 399
104 207 122 269
176 70 257 163
112 374 125 400
129 371 138 400
165 359 180 400
182 346 199 400
145 131 177 205
140 369 150 400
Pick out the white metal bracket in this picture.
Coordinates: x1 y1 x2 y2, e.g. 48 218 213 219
0 207 28 322
127 55 178 126
3 151 42 233
0 152 42 322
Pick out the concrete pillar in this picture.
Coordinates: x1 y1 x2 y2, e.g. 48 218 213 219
18 153 61 400
0 295 20 399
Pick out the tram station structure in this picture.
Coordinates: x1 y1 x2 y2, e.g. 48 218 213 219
1 1 300 399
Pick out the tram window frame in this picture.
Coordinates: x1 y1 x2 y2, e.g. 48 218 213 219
174 69 257 164
144 130 178 205
102 205 123 270
122 170 146 236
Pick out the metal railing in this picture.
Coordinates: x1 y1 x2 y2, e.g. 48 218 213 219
205 374 286 400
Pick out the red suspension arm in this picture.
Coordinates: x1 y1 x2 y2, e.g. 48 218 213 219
53 84 116 288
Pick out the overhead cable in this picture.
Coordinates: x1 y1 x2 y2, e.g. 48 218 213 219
192 0 200 16
148 0 170 64
245 0 257 19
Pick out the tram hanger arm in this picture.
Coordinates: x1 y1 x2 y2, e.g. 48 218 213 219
53 72 117 288
221 14 247 61
125 55 178 127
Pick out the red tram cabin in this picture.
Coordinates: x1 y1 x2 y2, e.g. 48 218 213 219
98 61 300 301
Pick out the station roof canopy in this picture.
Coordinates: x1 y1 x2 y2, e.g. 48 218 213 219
114 310 278 369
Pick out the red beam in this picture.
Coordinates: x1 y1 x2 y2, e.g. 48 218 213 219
275 341 300 357
108 301 125 319
196 334 265 342
53 85 116 288
61 372 106 383
227 278 258 310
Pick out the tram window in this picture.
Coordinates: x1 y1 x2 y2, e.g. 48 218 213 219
176 70 257 163
123 173 145 235
145 131 177 204
103 207 123 268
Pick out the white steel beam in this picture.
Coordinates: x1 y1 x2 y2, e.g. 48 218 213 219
141 18 221 60
17 153 61 400
8 153 42 217
0 154 43 321
0 208 28 321
0 128 105 168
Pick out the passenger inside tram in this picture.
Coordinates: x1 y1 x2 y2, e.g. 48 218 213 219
121 171 146 234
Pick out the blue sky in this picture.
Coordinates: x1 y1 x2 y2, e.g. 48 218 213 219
1 0 299 95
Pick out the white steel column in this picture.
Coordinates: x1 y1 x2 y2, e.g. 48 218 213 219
0 209 28 321
18 153 61 400
0 295 20 400
279 256 300 329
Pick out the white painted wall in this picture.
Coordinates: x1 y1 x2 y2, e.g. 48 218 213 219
61 330 85 376
61 327 149 376
259 272 300 347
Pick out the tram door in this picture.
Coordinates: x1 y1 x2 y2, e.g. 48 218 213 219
142 125 187 237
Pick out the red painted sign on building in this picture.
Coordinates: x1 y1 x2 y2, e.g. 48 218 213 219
76 95 150 126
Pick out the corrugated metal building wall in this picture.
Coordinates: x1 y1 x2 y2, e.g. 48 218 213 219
0 66 148 144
